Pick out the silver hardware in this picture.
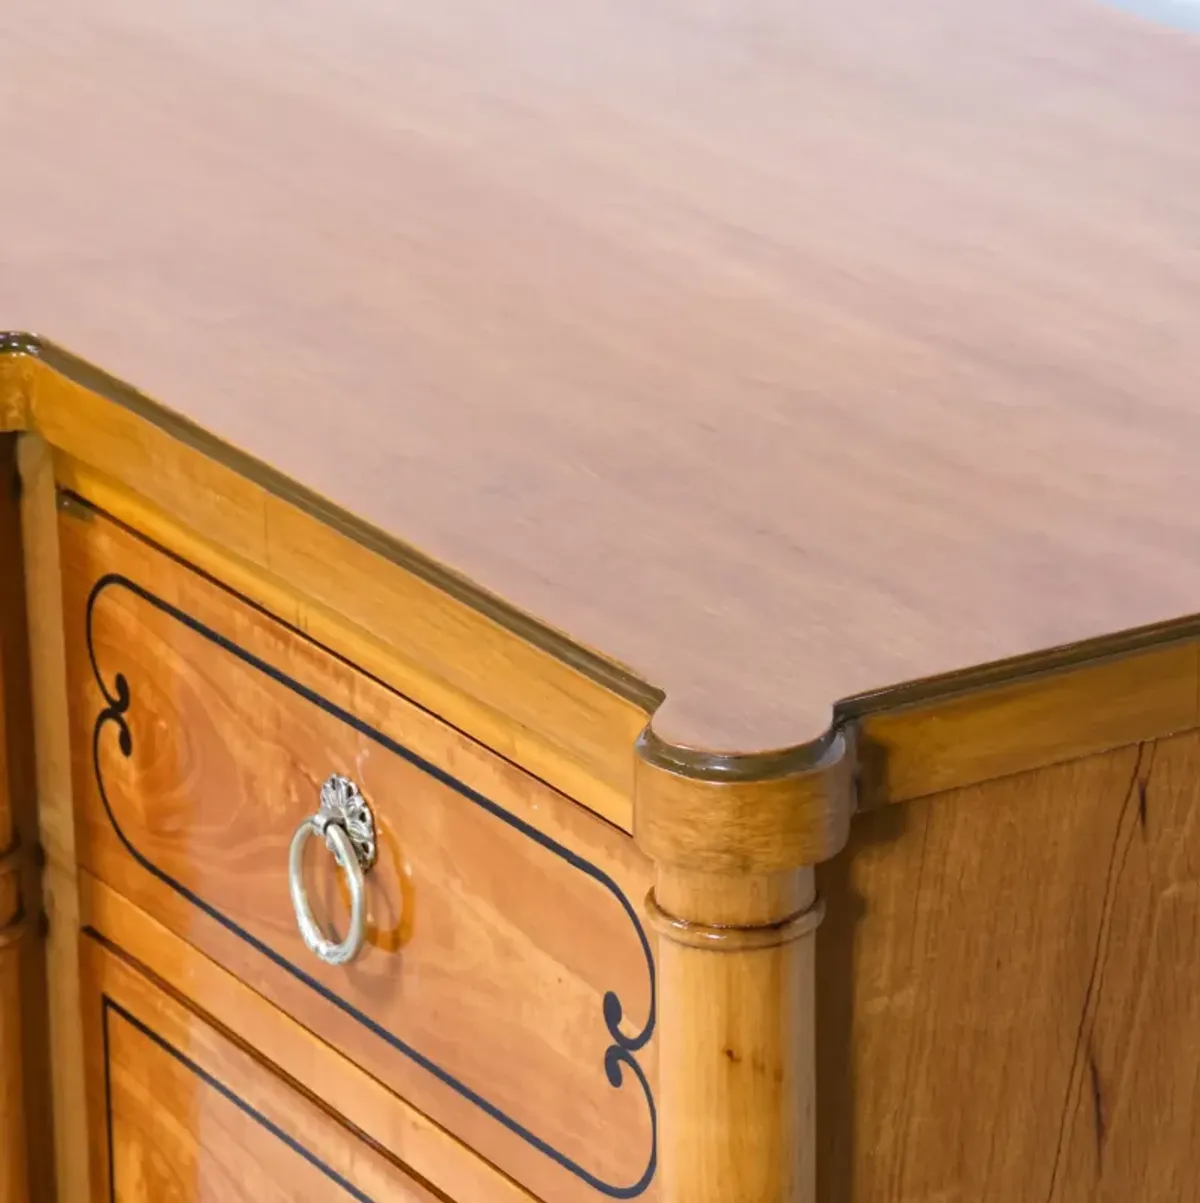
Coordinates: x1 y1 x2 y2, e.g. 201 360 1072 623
288 774 379 966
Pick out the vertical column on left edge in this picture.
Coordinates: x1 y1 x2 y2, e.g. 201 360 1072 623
634 729 855 1203
0 433 33 1203
18 434 90 1203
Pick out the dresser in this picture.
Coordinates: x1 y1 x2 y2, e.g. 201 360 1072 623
2 2 1200 1201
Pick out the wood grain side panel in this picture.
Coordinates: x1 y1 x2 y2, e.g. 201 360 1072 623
80 937 442 1203
817 731 1200 1202
61 506 659 1203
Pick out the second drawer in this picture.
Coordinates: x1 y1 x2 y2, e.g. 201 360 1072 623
61 501 659 1203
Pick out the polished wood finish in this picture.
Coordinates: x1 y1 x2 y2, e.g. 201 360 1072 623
81 873 539 1203
17 435 90 1203
816 729 1200 1202
650 868 820 1203
61 504 658 1203
80 936 442 1202
635 732 853 876
1 348 1198 827
1 2 1200 1198
855 638 1200 807
4 1 1200 757
30 357 652 832
0 437 31 1203
0 944 26 1203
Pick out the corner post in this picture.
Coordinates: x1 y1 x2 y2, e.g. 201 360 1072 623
635 729 854 1203
0 435 31 1203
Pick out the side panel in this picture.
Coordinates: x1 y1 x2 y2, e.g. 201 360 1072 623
818 729 1200 1203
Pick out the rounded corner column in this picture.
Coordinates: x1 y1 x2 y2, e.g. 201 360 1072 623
647 865 823 1203
634 725 855 1203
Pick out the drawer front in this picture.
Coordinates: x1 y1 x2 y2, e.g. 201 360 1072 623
81 936 439 1202
63 503 658 1203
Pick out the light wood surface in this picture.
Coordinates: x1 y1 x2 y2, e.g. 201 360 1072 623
6 360 1199 825
4 437 57 1203
4 0 1200 755
17 435 90 1203
80 936 443 1203
0 438 30 1203
651 867 820 1203
815 729 1200 1202
62 504 658 1203
635 731 853 875
856 637 1200 807
33 360 654 831
81 872 540 1203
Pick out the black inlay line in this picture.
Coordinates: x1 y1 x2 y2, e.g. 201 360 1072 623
102 990 116 1203
101 996 374 1202
87 572 657 1198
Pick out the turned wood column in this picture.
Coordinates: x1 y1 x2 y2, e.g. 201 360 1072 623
648 867 823 1202
635 729 854 1203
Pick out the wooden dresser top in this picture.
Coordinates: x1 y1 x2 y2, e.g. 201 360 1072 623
3 0 1199 755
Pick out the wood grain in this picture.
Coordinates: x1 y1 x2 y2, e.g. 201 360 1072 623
0 355 30 432
18 435 90 1203
0 438 30 1203
6 365 1199 837
651 867 819 1203
62 505 658 1203
37 367 653 833
856 639 1200 807
3 0 1200 754
815 730 1200 1202
635 731 853 875
81 872 539 1203
80 936 443 1203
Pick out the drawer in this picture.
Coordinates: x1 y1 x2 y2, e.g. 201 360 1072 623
81 934 439 1202
61 502 659 1203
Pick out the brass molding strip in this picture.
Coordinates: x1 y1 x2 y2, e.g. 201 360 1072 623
644 889 826 950
636 724 841 781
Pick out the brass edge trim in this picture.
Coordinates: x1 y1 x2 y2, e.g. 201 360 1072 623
0 907 30 951
835 621 1200 723
636 724 846 782
644 890 825 950
0 332 664 714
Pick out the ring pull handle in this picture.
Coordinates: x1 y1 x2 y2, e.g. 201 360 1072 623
289 774 379 966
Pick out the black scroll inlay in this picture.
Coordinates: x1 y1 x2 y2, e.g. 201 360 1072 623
101 995 376 1201
88 573 656 1198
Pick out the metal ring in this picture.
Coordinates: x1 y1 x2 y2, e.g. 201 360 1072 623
288 774 380 967
288 818 368 966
